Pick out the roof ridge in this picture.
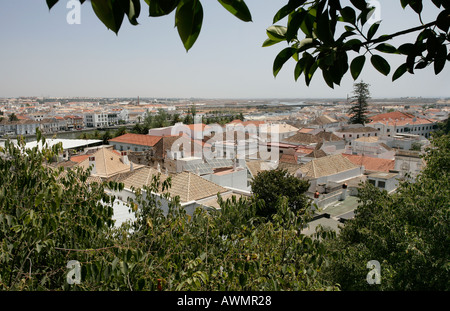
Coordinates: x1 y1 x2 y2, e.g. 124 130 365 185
186 172 191 202
102 147 108 176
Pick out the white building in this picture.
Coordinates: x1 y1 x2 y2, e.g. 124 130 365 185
84 112 109 128
367 172 399 193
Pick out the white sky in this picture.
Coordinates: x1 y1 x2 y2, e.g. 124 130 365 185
0 0 448 99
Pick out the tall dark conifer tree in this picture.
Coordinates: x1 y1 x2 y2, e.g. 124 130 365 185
348 81 370 125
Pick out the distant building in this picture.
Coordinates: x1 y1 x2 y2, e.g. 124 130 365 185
0 119 41 136
367 172 400 193
347 136 395 159
394 150 425 181
334 125 380 144
108 133 162 153
84 112 109 128
307 115 341 129
342 153 395 173
297 154 365 194
367 111 437 138
76 147 144 180
108 167 244 219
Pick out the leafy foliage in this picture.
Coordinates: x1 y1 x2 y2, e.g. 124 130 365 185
250 169 311 218
264 0 450 87
0 130 336 291
322 134 450 290
0 133 117 290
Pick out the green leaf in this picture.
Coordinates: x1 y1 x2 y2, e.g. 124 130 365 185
46 0 59 10
91 0 125 34
409 0 423 14
322 69 335 88
371 54 391 76
262 38 280 47
367 22 380 40
344 38 362 52
124 0 141 25
217 0 252 22
148 0 178 16
392 63 408 81
375 43 398 54
436 9 450 32
294 58 307 81
273 0 307 23
340 6 356 24
316 10 333 44
415 59 428 69
305 59 319 86
120 261 128 275
434 45 447 74
266 25 287 42
350 55 366 80
175 0 204 51
398 43 415 55
273 47 297 77
400 0 410 9
286 10 304 42
350 0 368 11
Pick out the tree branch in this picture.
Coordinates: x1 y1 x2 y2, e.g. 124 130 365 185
360 21 437 47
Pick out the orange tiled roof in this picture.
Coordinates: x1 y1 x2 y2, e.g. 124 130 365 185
70 154 90 163
369 111 415 122
280 154 297 164
109 133 162 147
369 118 433 126
342 154 395 172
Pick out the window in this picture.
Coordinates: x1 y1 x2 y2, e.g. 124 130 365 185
377 181 386 188
368 179 376 186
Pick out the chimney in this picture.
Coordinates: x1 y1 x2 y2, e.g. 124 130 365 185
121 151 129 165
89 156 96 175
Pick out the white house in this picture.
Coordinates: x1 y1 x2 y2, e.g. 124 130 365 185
367 172 399 193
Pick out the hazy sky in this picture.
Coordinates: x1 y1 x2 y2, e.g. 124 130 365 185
0 0 448 99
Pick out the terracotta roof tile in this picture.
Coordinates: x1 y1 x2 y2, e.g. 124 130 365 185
299 154 359 178
109 133 162 147
342 154 395 172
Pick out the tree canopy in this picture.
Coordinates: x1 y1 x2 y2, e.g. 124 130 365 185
0 129 335 291
321 134 450 290
250 168 311 218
